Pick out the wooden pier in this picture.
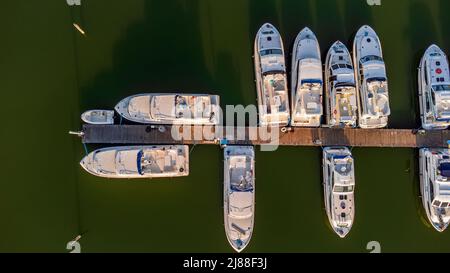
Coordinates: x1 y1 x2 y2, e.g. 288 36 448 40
81 124 450 148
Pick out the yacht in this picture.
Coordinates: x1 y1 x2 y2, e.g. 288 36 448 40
291 27 323 127
418 44 450 130
80 145 189 178
115 93 220 125
353 25 390 128
253 23 290 127
325 41 358 128
322 147 355 238
223 146 255 252
419 148 450 232
81 110 114 125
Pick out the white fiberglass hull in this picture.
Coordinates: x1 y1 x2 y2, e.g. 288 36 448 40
81 110 114 125
254 23 290 127
418 45 450 130
115 93 221 125
223 146 255 252
322 147 355 238
80 145 189 178
419 148 450 232
291 27 323 127
324 41 358 128
353 25 390 129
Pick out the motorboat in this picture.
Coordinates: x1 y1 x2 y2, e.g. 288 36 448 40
115 93 220 125
80 145 189 178
223 146 255 252
322 147 355 238
253 23 290 127
291 27 323 127
419 148 450 232
418 44 450 130
325 41 358 128
81 110 114 125
353 25 390 128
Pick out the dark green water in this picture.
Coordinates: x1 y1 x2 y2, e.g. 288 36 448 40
2 0 450 252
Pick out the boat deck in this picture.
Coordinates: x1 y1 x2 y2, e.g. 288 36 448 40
81 125 450 148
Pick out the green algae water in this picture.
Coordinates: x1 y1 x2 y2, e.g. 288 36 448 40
2 0 450 252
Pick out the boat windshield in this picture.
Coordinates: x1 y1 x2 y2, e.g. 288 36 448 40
260 49 283 56
432 199 450 208
360 55 383 63
432 84 450 92
301 79 322 91
333 185 354 193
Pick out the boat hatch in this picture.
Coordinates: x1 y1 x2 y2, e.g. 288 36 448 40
438 162 450 178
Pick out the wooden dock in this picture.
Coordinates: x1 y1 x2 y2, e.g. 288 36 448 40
81 124 450 148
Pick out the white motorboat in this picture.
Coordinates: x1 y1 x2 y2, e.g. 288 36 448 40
223 146 255 252
418 44 450 130
81 110 114 125
253 23 290 127
80 145 189 178
353 25 390 129
322 147 355 238
291 27 323 127
325 41 358 128
419 148 450 232
115 93 220 125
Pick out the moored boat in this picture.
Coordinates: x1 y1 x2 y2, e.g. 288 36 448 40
325 41 358 128
353 25 390 129
81 110 114 125
223 146 255 252
291 27 323 127
254 23 290 127
323 147 355 238
80 145 189 178
418 44 450 130
419 148 450 232
115 93 220 125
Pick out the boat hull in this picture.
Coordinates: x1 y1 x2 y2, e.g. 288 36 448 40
80 145 189 178
418 45 450 130
253 23 290 127
324 41 358 128
353 25 390 129
291 27 323 127
322 147 355 238
81 110 114 125
223 146 255 252
419 148 450 232
115 93 221 125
